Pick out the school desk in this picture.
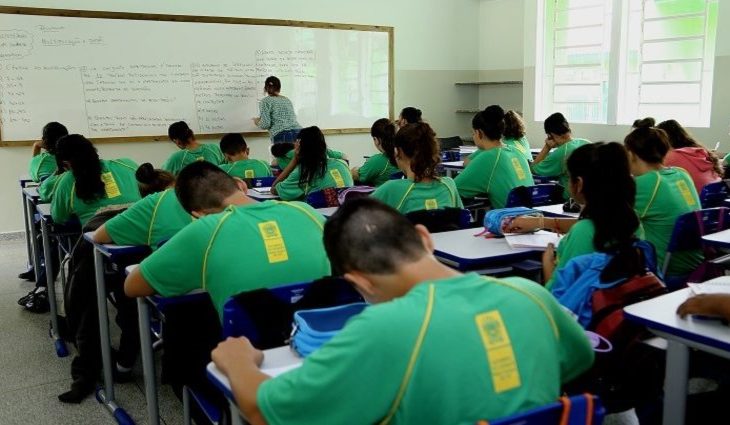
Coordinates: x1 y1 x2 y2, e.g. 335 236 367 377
431 228 540 273
625 288 730 425
247 188 280 201
84 233 151 424
701 228 730 250
442 161 464 178
19 174 36 267
534 203 580 218
316 206 339 217
207 346 303 424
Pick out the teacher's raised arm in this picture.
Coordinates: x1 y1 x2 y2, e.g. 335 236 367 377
253 76 302 144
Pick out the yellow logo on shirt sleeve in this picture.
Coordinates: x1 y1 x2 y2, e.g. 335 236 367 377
258 221 289 263
676 180 697 207
245 170 255 179
330 169 346 187
425 199 438 210
511 158 526 180
101 172 121 198
475 310 521 393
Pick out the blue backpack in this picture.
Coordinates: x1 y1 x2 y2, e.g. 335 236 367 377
483 207 542 236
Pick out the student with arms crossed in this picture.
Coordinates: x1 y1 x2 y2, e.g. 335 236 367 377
624 126 703 279
211 198 594 425
218 133 272 180
372 122 462 214
271 126 353 201
455 105 534 209
92 163 193 250
531 113 591 199
162 121 225 175
351 118 400 186
124 161 332 318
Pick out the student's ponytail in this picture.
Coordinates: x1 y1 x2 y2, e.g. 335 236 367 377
472 105 506 141
136 163 176 197
371 118 397 165
55 134 105 202
394 122 440 182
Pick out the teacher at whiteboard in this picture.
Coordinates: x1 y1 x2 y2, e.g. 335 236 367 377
253 76 302 144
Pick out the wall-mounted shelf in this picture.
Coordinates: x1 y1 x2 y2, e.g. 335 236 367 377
455 81 523 86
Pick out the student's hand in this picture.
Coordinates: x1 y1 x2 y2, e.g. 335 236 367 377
677 294 730 320
542 243 557 282
212 337 264 376
544 137 557 149
32 141 43 156
504 217 538 233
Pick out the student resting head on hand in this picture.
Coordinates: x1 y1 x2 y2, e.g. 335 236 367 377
211 198 594 425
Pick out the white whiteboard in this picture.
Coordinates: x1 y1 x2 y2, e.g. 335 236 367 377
0 9 392 142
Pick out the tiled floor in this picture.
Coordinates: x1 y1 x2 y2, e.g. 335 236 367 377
0 237 185 424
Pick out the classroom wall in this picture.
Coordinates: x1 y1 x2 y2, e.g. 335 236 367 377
0 0 480 233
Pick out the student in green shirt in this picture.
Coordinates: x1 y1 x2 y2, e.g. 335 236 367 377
93 163 192 250
624 126 703 278
503 110 532 163
532 113 591 199
272 126 353 201
372 122 463 214
271 142 347 178
211 198 594 425
351 118 400 187
162 121 225 175
455 106 534 208
124 161 332 318
218 133 272 180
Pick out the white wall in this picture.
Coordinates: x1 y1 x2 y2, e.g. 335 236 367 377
0 0 480 233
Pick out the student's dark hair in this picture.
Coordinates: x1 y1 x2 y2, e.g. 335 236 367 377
175 161 239 213
544 112 571 136
393 122 440 182
658 119 723 176
623 126 671 164
271 142 295 158
41 122 69 155
168 121 195 146
55 134 105 202
472 105 506 141
632 117 656 129
567 142 644 280
136 163 175 197
371 118 397 165
324 197 427 275
399 107 422 124
220 133 248 156
296 126 328 188
503 110 526 139
264 76 282 95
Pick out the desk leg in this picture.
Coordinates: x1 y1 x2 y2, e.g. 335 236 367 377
137 298 159 425
27 197 41 279
40 218 68 358
21 189 32 268
663 340 689 425
230 400 244 425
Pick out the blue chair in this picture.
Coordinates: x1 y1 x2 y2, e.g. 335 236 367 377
505 184 564 208
483 394 604 425
390 171 405 180
699 181 729 208
248 176 276 188
663 207 730 286
405 208 473 233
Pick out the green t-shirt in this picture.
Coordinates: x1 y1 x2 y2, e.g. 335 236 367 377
219 159 273 180
51 159 141 226
723 153 730 167
104 189 193 250
161 144 225 176
635 168 703 276
504 137 532 163
29 152 57 183
532 139 591 199
455 146 535 209
276 148 346 171
38 172 65 202
258 274 594 425
276 158 354 201
139 201 331 317
357 153 400 187
546 220 596 290
371 177 464 214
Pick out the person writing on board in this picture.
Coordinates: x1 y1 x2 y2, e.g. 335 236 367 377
162 121 225 176
253 76 302 144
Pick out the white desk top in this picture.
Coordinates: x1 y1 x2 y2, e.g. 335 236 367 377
247 189 279 200
702 229 730 248
441 161 464 169
36 203 52 217
530 148 542 155
625 288 730 359
535 204 580 218
207 346 303 399
316 206 339 217
431 228 537 270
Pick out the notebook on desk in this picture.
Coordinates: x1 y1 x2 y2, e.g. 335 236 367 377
504 231 561 250
689 276 730 295
252 187 272 195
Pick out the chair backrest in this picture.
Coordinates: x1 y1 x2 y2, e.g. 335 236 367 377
222 277 363 348
305 188 341 208
405 208 472 233
505 184 564 208
390 171 405 180
666 207 730 254
438 136 462 151
485 394 604 425
699 181 728 208
247 176 276 189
